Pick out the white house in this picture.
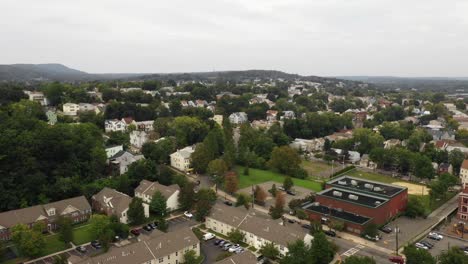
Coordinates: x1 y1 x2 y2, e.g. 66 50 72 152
130 130 150 149
135 180 180 214
78 103 99 114
228 112 248 125
460 160 468 185
206 204 311 257
281 110 296 120
62 103 79 116
110 151 144 175
105 145 124 159
170 146 196 172
105 119 127 133
24 91 49 106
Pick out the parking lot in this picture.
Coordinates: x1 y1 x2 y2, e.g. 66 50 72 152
167 215 198 231
423 235 467 257
201 239 230 264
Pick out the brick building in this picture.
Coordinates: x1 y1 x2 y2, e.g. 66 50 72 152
302 175 408 234
457 185 468 221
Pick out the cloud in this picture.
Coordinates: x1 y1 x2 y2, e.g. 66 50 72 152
0 0 467 76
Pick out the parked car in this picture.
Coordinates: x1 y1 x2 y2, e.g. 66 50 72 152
324 230 336 237
388 256 405 264
420 240 434 249
203 232 215 241
184 211 193 218
149 222 157 229
224 200 233 206
235 247 244 254
380 226 392 234
288 219 295 224
143 225 152 231
214 239 224 245
219 240 227 247
76 246 87 253
131 229 141 236
320 217 329 224
427 232 443 240
286 190 296 196
301 224 311 230
91 240 102 249
415 242 429 250
112 236 120 242
228 244 241 252
223 243 232 250
364 234 380 241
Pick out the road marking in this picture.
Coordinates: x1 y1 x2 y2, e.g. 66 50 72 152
342 245 365 257
356 244 365 249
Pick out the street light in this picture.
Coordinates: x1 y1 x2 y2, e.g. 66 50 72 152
395 225 400 255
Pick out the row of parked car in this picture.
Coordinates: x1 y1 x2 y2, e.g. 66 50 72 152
214 239 245 254
415 232 444 250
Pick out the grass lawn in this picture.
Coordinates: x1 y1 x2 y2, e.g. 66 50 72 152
42 234 70 256
412 191 458 213
301 160 333 178
236 166 322 192
72 224 94 245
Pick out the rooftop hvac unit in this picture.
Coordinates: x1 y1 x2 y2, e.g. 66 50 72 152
338 180 347 185
336 208 343 212
351 180 358 186
373 187 383 192
364 183 374 189
333 191 343 197
312 202 320 206
375 201 381 205
349 194 359 200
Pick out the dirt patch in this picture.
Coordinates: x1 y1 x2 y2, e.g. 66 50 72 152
393 181 429 195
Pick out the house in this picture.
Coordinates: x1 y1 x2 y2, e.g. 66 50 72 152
281 111 295 120
135 120 154 132
206 204 311 257
63 103 79 116
122 117 137 128
332 148 361 164
105 119 127 133
24 90 49 106
353 112 367 129
105 145 123 159
79 103 98 114
266 110 278 122
384 139 402 149
215 251 257 264
427 129 455 141
435 139 468 154
359 154 377 170
0 196 91 240
68 228 200 264
135 180 180 213
110 151 144 175
216 92 240 100
325 130 353 142
170 146 195 172
459 160 468 186
212 115 224 126
130 130 151 149
229 112 248 125
92 188 138 224
290 138 325 153
438 163 453 175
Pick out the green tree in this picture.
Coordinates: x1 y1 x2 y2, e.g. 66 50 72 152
207 159 228 177
157 218 169 232
182 250 202 264
283 176 294 191
11 224 45 257
141 138 176 164
57 216 73 243
107 131 130 149
236 193 252 209
438 246 468 264
269 192 285 219
362 223 379 238
194 188 217 221
89 214 112 240
170 116 209 146
260 242 280 260
227 229 245 244
403 245 436 264
342 256 376 264
191 142 214 173
412 154 435 179
224 171 239 194
179 182 196 210
309 231 336 264
150 191 167 216
267 146 302 176
52 255 68 264
128 197 146 225
406 196 426 218
449 149 465 175
280 240 311 264
270 184 278 197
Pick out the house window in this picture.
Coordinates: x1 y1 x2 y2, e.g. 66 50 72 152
193 244 197 249
280 245 284 250
176 251 178 256
159 257 164 263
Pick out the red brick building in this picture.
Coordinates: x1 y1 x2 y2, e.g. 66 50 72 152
303 176 408 234
457 185 468 221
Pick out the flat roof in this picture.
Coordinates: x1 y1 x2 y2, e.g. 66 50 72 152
302 202 371 225
318 187 388 208
328 175 406 198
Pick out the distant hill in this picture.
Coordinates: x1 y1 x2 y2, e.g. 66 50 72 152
0 64 92 81
337 76 468 91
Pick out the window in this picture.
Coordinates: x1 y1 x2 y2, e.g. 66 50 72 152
159 257 163 263
193 244 197 249
176 251 178 256
280 245 284 250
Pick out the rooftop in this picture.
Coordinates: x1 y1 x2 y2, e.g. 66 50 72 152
302 202 371 225
328 175 406 198
215 251 257 264
318 187 388 208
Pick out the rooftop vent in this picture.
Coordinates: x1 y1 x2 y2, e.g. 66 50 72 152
373 187 383 192
338 180 347 185
312 202 320 206
375 201 381 205
364 183 374 189
333 191 343 197
349 194 359 200
351 180 358 186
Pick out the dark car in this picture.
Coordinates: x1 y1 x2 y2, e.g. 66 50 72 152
288 219 295 224
286 190 296 196
214 239 224 246
143 225 153 231
301 224 311 230
388 256 405 264
380 226 392 234
420 240 434 249
224 200 233 206
76 246 87 253
149 223 157 229
131 229 141 236
324 230 336 237
91 240 102 249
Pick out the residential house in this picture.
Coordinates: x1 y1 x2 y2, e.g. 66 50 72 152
170 146 195 172
68 228 200 264
122 117 137 128
63 103 79 116
105 119 127 133
229 112 248 125
325 130 354 142
105 145 124 159
206 204 311 257
359 154 377 170
427 129 455 141
435 139 468 154
78 103 98 114
130 130 151 149
290 138 325 153
281 111 295 120
352 112 367 129
266 110 278 122
110 151 144 175
24 90 49 106
135 120 154 132
438 163 453 175
384 139 402 149
215 251 257 264
92 188 137 224
216 92 240 100
251 120 276 130
135 180 180 213
0 196 91 240
460 160 468 186
332 148 361 164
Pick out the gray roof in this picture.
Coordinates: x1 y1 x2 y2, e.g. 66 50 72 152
208 204 306 247
92 188 132 216
171 146 195 159
215 251 257 264
135 180 180 199
69 228 199 264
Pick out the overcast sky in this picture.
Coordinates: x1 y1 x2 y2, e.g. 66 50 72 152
1 0 467 77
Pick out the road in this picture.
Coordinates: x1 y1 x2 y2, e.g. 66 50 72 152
331 236 392 263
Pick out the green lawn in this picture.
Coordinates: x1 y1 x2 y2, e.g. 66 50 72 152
43 234 70 256
236 166 322 192
72 224 94 245
301 160 333 178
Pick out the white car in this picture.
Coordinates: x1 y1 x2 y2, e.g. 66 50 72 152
184 211 193 218
228 244 241 252
415 243 429 250
428 232 443 240
203 233 215 241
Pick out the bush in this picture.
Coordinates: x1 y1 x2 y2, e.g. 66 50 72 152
406 196 427 218
296 209 307 220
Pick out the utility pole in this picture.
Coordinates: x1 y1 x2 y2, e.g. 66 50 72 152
251 185 255 209
395 225 399 255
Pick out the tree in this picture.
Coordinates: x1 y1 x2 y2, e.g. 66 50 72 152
267 146 302 176
11 224 45 257
254 185 268 205
191 142 214 173
236 193 251 209
194 188 217 221
260 242 280 260
128 197 146 225
406 196 426 218
170 116 209 146
179 182 196 210
227 229 245 244
57 216 73 243
52 255 68 264
412 154 435 179
107 131 130 149
150 191 167 216
403 245 436 264
309 231 336 264
89 214 112 240
342 256 376 264
362 223 379 238
283 176 294 191
280 240 311 264
269 192 285 219
438 246 468 264
141 138 176 164
270 184 278 197
207 159 228 177
449 149 465 175
157 218 169 232
182 250 202 264
224 171 239 194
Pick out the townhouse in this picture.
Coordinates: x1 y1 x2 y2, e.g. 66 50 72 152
170 146 196 172
215 251 257 264
135 180 180 212
92 188 135 224
0 196 91 240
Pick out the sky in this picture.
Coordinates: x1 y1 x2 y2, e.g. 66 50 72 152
1 0 468 77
